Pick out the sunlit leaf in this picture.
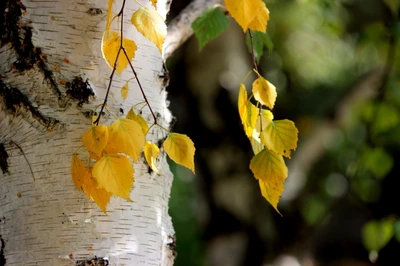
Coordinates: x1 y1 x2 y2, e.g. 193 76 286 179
121 82 128 101
163 133 195 173
245 101 259 138
238 83 248 123
248 1 269 32
260 119 298 158
92 154 134 201
101 30 137 74
126 108 149 136
224 0 262 31
81 125 109 156
144 141 160 174
250 148 288 213
71 154 87 191
104 118 145 162
362 219 394 252
192 7 229 50
131 7 166 53
83 170 111 213
252 75 277 109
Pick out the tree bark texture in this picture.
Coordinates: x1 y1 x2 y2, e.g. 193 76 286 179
0 0 175 265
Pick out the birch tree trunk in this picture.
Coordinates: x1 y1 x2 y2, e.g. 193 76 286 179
0 0 176 265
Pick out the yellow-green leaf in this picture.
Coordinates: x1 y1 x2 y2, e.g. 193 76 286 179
121 82 128 101
144 141 160 174
92 154 134 201
131 7 166 53
71 154 87 191
244 101 259 138
224 0 262 31
260 119 298 158
250 148 288 213
83 170 112 213
252 76 277 109
104 118 145 162
255 109 273 133
126 108 149 136
163 133 195 173
248 1 270 32
81 125 109 156
101 30 137 74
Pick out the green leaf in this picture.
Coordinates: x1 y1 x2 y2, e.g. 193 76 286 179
192 7 229 50
362 147 393 179
362 219 394 252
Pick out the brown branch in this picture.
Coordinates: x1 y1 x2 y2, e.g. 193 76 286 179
164 0 224 59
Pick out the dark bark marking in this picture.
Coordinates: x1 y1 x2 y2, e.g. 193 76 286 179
76 257 109 266
66 76 95 107
159 63 170 88
0 144 9 175
0 79 60 130
0 235 6 266
87 8 103 15
0 0 65 107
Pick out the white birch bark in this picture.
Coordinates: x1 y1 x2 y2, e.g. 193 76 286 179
0 0 176 265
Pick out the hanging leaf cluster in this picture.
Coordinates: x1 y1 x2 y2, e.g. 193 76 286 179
71 0 195 212
192 0 299 213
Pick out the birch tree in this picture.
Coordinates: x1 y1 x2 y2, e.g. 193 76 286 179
0 0 179 265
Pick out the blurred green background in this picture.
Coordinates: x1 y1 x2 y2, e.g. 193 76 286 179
166 0 400 265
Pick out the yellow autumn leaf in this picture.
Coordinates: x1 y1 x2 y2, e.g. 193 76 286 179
144 141 160 174
88 150 102 161
163 133 195 173
252 76 277 109
249 148 288 213
101 30 137 74
81 125 109 156
151 0 157 8
131 7 166 53
225 0 262 31
248 1 270 32
83 170 112 213
92 154 134 201
260 119 298 158
126 108 149 136
104 118 145 162
238 83 247 122
71 154 87 191
121 82 128 101
244 101 259 138
106 0 114 30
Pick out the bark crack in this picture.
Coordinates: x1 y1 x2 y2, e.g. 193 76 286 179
0 79 61 131
0 0 66 107
0 235 5 266
66 76 95 107
0 143 9 175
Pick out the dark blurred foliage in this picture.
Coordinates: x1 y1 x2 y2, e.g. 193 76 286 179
166 0 400 265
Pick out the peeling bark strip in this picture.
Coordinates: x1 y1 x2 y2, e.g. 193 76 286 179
0 143 8 174
0 80 60 130
76 257 109 266
0 0 65 106
0 235 5 266
66 77 95 107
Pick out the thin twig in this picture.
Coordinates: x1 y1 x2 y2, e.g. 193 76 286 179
122 48 157 123
248 30 258 72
